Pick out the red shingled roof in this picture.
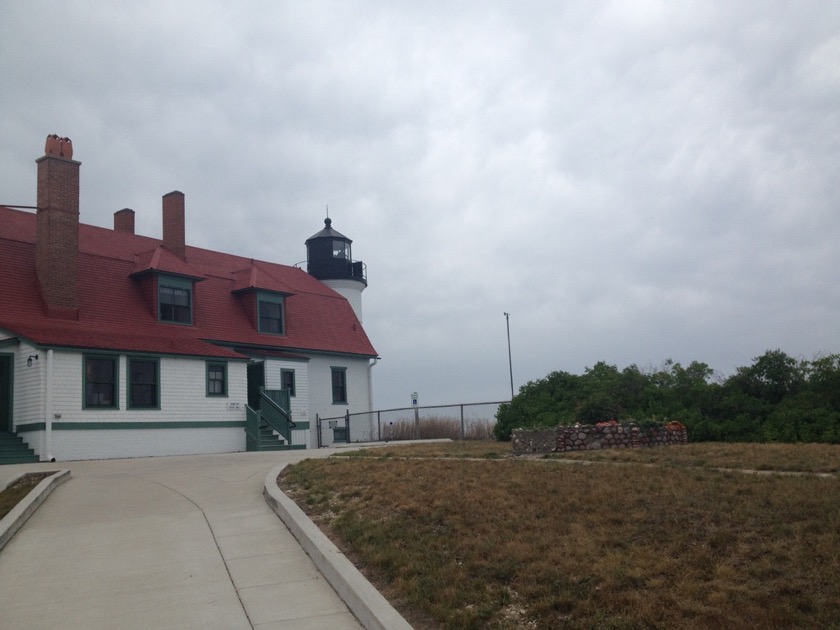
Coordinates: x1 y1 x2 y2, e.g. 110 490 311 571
131 246 206 279
0 205 378 360
230 261 296 294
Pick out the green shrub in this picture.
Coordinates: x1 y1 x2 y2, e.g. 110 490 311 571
495 351 840 443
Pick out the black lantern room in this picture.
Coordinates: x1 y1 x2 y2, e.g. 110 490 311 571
305 218 367 285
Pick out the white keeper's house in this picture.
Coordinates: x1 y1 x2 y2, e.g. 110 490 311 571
0 135 378 463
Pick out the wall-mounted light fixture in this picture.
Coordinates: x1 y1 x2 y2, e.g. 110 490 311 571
27 354 39 367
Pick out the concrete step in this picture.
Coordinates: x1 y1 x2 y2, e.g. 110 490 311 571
0 454 40 465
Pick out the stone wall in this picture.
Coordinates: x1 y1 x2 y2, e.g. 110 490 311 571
510 427 556 454
512 422 687 454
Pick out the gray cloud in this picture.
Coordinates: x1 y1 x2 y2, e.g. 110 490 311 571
2 1 838 409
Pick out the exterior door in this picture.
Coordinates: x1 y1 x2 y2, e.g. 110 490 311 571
247 361 265 410
0 355 12 432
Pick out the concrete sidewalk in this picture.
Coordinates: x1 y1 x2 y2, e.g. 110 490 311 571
0 451 363 630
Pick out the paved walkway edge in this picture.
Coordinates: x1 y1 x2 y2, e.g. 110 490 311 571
0 469 71 551
264 463 413 630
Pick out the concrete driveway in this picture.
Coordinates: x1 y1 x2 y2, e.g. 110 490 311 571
0 450 362 630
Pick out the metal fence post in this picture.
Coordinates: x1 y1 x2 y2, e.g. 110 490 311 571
316 413 322 448
460 404 465 439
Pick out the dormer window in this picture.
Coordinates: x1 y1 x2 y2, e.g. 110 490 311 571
159 275 193 324
257 291 285 335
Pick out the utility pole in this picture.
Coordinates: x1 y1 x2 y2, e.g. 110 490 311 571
504 312 514 399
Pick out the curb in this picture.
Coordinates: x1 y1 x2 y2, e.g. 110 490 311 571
0 469 71 551
263 463 412 630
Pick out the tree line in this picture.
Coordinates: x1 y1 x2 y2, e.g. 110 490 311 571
494 350 840 443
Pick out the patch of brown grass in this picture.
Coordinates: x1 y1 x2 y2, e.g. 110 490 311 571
547 441 840 473
341 440 507 460
0 472 52 520
280 443 840 630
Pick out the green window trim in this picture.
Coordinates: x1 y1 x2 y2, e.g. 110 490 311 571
206 361 228 397
83 354 119 409
331 366 347 404
159 274 193 325
127 356 160 409
281 368 296 397
257 290 285 335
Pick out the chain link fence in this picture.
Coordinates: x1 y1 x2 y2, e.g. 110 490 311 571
316 401 506 447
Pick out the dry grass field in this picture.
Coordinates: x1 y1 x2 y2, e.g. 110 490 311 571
279 441 840 629
544 442 840 474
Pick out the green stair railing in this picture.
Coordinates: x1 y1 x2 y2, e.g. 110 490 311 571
246 388 295 451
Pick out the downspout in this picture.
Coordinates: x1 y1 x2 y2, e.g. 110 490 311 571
368 357 378 439
45 348 54 461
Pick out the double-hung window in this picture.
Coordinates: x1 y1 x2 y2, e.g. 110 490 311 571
331 367 347 404
129 357 159 409
159 275 193 324
207 362 227 396
257 291 285 335
84 355 118 408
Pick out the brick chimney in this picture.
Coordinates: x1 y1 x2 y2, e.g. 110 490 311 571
36 134 80 319
114 208 135 234
162 191 185 259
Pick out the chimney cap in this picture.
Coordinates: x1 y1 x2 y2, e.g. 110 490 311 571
44 134 73 160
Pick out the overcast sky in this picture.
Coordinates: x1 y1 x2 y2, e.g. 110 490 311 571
2 1 839 411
